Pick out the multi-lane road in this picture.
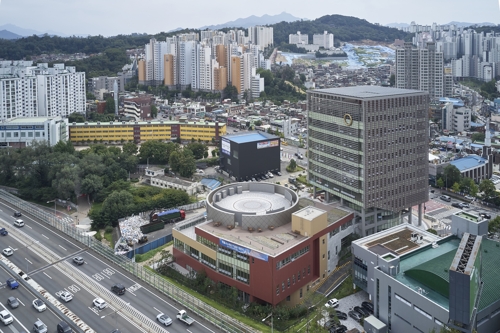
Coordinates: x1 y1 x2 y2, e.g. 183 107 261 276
0 200 218 333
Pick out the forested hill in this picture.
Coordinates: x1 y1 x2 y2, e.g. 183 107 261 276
272 14 409 45
0 14 408 60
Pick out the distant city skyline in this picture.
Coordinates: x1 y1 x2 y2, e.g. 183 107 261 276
0 0 498 37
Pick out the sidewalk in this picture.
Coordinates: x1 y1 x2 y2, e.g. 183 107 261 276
74 195 92 230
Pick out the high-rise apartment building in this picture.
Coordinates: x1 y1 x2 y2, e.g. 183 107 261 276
307 86 429 236
230 56 243 95
248 26 273 48
289 31 308 45
163 54 175 86
313 31 334 49
213 66 227 91
396 42 451 99
0 61 85 120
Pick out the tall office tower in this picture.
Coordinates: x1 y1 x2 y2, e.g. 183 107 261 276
313 31 335 49
230 56 243 95
213 66 227 91
307 86 429 236
396 42 447 99
163 54 175 86
248 26 273 48
178 41 196 87
289 31 308 45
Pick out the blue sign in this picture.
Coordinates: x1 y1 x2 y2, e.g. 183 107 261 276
219 239 268 262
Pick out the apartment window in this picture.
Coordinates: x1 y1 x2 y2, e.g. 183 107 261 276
292 275 295 284
35 132 40 137
282 282 285 292
298 271 301 281
300 288 303 298
287 278 290 287
308 265 310 274
286 296 290 301
276 286 279 295
328 251 330 260
322 239 325 244
20 132 26 137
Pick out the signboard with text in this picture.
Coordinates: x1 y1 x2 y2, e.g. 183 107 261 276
257 140 279 149
219 239 269 262
221 138 231 156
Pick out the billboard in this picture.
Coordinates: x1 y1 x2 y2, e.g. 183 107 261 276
219 239 268 262
221 138 231 156
257 140 279 149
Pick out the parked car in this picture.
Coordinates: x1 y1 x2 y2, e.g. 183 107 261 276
362 301 374 314
7 297 19 309
464 195 474 201
459 202 470 208
324 320 337 329
32 299 47 312
451 203 462 208
330 310 348 320
325 298 339 308
354 306 369 317
348 310 363 321
330 325 347 333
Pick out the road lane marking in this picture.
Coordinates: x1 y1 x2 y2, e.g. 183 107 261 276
26 225 32 229
59 245 67 251
43 272 52 279
25 258 32 264
16 298 24 307
41 234 49 239
0 302 29 332
153 307 161 313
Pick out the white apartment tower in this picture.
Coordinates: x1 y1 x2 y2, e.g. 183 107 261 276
0 61 86 120
179 41 196 87
197 44 213 90
248 26 273 48
289 31 308 45
313 31 334 49
144 38 169 85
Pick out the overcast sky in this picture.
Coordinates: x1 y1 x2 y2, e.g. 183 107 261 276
0 0 498 36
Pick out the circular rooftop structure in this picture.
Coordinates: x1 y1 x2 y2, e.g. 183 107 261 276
206 182 300 230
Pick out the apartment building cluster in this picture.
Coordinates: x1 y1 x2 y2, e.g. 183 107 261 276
88 59 138 99
0 61 86 120
137 26 273 98
288 31 335 51
395 42 453 100
402 23 500 81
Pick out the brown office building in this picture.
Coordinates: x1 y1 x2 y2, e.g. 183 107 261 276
307 86 429 236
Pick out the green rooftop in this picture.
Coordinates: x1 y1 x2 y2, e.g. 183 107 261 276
397 237 500 311
456 212 481 223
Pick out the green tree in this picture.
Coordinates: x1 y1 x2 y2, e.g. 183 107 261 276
299 74 306 83
254 120 263 127
151 104 158 118
81 174 104 201
288 159 297 172
122 142 138 155
436 178 444 188
52 165 80 199
443 165 461 188
471 132 485 142
389 74 395 86
488 216 500 233
100 190 134 227
479 179 496 200
86 92 96 100
223 84 239 102
105 97 115 114
451 182 460 193
427 228 438 235
185 142 207 160
178 149 197 178
68 112 86 123
53 140 75 155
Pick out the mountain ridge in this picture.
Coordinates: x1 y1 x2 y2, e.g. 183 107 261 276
198 12 306 30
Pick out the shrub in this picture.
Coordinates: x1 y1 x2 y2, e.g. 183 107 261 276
94 232 103 241
105 226 113 234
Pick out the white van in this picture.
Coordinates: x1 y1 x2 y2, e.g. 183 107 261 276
14 219 24 227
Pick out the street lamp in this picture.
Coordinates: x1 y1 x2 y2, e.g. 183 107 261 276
47 199 57 217
262 313 273 333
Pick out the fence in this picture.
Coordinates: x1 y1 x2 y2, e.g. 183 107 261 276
0 189 258 333
125 234 173 259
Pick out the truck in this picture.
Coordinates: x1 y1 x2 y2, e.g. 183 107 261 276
139 221 164 234
150 209 186 224
176 310 194 326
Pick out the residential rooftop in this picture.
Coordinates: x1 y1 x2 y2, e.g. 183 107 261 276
225 132 278 144
69 120 222 126
311 86 427 99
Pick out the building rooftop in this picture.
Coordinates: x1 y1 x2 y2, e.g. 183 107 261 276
6 117 62 124
70 120 221 126
297 198 352 225
214 189 291 215
294 206 326 221
154 175 193 187
439 97 465 107
311 86 426 99
225 132 277 144
450 155 487 172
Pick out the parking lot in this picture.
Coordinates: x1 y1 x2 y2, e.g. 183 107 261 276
319 291 370 332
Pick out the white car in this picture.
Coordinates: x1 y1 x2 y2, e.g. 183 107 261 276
32 299 47 312
2 248 13 257
93 298 108 310
156 313 173 326
59 291 73 302
0 310 13 325
325 298 339 308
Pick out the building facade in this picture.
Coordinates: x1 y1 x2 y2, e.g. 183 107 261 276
173 183 354 306
69 120 226 144
0 116 68 148
307 86 429 236
0 61 86 120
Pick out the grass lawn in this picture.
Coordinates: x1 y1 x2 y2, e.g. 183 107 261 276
103 230 114 248
144 267 273 333
135 241 173 263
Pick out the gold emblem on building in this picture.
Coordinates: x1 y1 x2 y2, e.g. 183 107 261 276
343 113 353 126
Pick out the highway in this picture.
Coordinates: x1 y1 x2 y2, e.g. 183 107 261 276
0 201 218 333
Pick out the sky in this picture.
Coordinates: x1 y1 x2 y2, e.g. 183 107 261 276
0 0 499 37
